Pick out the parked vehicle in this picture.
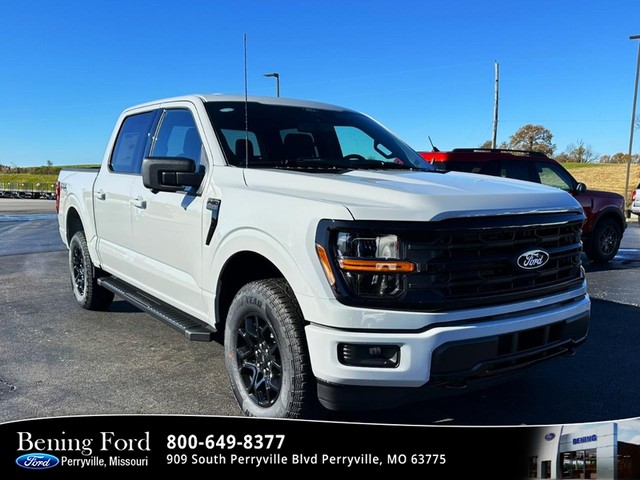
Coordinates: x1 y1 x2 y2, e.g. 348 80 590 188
419 148 627 263
57 95 590 418
631 182 640 224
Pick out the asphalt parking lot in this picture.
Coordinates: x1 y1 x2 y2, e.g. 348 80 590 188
1 198 639 425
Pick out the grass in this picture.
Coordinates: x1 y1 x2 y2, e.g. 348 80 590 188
563 162 640 201
0 173 59 189
0 165 98 191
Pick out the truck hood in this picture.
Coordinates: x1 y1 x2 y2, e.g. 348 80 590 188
243 168 584 221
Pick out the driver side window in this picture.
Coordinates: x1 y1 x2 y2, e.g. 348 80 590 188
536 162 573 191
151 109 207 171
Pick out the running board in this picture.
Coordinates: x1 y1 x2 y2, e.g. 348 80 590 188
97 277 216 342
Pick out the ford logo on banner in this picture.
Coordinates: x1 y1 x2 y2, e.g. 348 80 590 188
544 433 556 441
516 249 550 270
16 453 60 470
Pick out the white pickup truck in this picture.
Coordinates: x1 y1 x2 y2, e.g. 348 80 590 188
57 94 590 418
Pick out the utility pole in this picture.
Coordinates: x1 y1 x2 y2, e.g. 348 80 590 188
492 61 499 149
625 35 640 215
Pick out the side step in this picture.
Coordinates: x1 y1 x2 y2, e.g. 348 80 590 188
97 276 216 342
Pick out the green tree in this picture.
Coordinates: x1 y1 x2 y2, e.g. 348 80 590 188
46 160 53 167
507 124 556 156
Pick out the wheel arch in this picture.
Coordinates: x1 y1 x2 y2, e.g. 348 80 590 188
583 208 625 263
585 207 626 240
214 251 287 331
66 206 84 244
209 227 332 329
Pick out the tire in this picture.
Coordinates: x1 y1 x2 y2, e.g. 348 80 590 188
224 278 317 418
68 231 114 310
585 218 622 263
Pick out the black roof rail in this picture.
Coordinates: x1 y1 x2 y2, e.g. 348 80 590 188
451 148 550 158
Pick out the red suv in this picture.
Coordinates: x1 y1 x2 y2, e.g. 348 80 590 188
419 148 627 263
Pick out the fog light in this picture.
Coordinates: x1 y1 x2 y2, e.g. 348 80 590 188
338 344 400 368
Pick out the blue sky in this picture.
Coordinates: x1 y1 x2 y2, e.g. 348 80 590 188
1 0 639 167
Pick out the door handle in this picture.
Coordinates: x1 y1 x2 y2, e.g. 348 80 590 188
95 190 106 200
130 197 147 209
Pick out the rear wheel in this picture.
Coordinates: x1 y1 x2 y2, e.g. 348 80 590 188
68 231 114 310
585 218 622 263
224 278 317 418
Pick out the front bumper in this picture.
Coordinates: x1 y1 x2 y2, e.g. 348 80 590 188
304 284 590 410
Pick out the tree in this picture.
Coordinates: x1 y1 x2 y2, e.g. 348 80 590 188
600 152 640 164
507 124 556 156
46 160 53 167
563 139 599 163
479 140 508 149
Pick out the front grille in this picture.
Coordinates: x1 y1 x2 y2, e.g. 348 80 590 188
403 213 584 310
317 212 585 312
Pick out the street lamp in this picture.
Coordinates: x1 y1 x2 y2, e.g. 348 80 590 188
263 72 280 97
625 34 640 216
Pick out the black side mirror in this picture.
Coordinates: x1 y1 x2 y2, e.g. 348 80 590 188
575 182 587 194
142 157 204 192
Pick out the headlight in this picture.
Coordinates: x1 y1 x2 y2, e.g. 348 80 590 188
317 230 416 298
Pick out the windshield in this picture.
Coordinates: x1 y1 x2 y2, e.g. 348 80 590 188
205 101 433 171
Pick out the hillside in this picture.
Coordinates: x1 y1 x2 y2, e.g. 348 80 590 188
564 162 640 200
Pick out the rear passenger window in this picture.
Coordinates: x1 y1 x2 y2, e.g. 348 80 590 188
110 112 155 174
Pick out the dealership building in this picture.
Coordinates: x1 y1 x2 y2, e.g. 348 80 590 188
528 422 640 479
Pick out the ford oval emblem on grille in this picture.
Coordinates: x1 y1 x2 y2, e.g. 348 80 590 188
545 433 556 441
516 249 550 270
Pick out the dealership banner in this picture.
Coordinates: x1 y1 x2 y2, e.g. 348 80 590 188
0 414 533 478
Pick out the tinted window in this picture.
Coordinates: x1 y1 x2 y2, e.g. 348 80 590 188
441 160 500 176
220 129 262 164
151 109 207 169
335 126 392 161
205 102 431 170
110 112 155 174
535 162 574 191
499 161 536 182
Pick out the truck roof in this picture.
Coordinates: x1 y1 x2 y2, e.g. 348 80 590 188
125 94 352 113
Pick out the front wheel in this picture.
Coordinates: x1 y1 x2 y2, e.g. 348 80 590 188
68 231 114 310
585 218 622 263
224 278 317 418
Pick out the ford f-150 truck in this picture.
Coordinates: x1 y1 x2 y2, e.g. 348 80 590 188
57 94 590 418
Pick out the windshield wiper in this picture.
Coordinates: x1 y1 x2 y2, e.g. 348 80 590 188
265 157 429 172
347 159 428 171
277 158 352 170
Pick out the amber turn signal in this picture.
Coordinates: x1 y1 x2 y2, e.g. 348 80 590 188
316 244 336 286
338 259 416 273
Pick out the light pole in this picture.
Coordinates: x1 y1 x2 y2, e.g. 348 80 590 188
263 72 280 97
625 34 640 216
